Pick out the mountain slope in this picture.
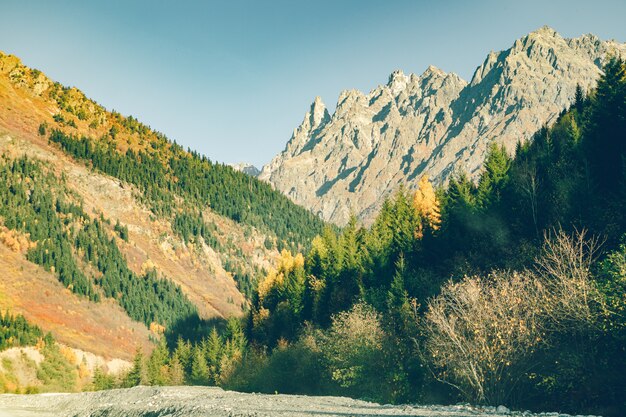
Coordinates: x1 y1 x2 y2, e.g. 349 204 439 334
0 50 324 360
260 27 626 225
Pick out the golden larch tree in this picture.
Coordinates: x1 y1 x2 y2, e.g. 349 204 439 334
412 176 441 236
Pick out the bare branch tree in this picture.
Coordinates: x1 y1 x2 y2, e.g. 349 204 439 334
421 230 604 405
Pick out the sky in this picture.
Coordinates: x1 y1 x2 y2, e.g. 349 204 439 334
2 0 625 168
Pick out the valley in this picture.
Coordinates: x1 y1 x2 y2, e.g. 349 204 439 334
0 17 624 417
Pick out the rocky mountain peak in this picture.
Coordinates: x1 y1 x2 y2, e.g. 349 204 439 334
388 70 410 95
529 25 559 39
422 65 446 78
309 96 330 130
229 163 261 177
261 28 626 226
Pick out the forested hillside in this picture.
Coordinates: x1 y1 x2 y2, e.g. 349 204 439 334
0 49 333 358
0 47 335 392
0 156 197 328
192 58 622 415
45 128 325 253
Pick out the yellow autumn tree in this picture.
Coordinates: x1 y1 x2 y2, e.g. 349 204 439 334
257 249 305 301
412 175 441 236
253 249 306 342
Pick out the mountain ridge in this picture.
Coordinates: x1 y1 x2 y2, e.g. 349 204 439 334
260 26 626 225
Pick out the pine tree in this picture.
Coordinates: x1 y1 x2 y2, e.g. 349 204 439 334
225 317 247 354
574 83 585 113
92 366 115 391
205 327 223 369
476 143 511 208
584 57 626 192
125 347 148 387
148 338 169 385
173 336 192 376
168 354 185 386
190 345 210 385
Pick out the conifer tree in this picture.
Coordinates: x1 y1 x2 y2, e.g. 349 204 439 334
412 176 441 234
190 345 210 385
174 336 193 376
476 143 511 208
168 354 185 386
205 327 223 371
125 347 149 387
148 338 170 385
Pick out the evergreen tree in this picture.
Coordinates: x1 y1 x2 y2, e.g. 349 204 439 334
476 143 511 208
574 83 585 113
205 327 223 372
173 336 193 376
190 345 210 385
124 347 148 387
168 354 185 386
147 338 170 385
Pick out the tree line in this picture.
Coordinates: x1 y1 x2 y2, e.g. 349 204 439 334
0 311 44 351
47 127 326 252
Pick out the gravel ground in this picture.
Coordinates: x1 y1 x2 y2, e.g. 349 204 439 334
0 386 595 417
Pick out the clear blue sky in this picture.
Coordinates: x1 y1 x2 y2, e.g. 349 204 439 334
2 0 625 167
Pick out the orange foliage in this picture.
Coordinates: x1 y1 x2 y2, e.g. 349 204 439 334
149 322 165 335
257 250 304 300
0 227 36 253
412 176 441 235
60 345 78 365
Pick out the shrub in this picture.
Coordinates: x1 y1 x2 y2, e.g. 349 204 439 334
315 302 389 401
422 230 602 405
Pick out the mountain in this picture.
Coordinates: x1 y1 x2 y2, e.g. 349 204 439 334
260 26 626 225
229 163 261 177
0 51 324 362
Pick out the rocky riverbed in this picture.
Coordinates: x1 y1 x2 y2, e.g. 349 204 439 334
0 386 596 417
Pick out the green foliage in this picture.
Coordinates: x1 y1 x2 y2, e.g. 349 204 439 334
315 302 388 401
113 220 129 242
189 345 210 385
48 129 326 251
91 367 115 391
598 238 626 328
147 338 170 386
223 338 331 395
239 60 626 414
75 218 197 327
0 311 43 350
122 323 245 388
37 342 77 392
124 347 149 387
0 157 98 301
0 157 197 328
583 57 626 193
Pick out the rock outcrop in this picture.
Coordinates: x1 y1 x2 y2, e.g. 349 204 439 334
229 162 261 177
260 27 626 225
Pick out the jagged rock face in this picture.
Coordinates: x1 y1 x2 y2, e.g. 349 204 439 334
260 27 626 226
229 163 261 177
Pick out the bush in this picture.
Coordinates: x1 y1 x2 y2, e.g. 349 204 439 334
422 230 602 405
315 302 390 401
223 336 331 395
37 343 78 392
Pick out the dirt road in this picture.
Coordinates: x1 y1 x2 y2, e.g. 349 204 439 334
0 386 585 417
